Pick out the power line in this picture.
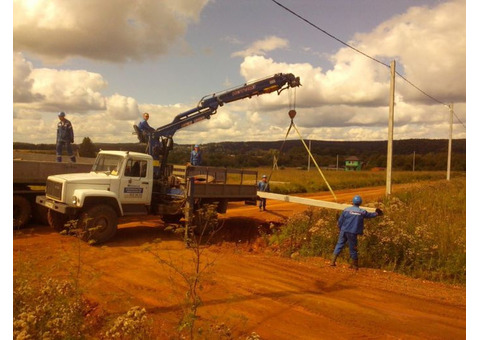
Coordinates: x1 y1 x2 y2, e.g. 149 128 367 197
270 0 466 129
395 73 466 128
270 0 389 68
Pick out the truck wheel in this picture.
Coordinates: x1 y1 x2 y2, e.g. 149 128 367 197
79 205 118 244
33 204 49 225
13 195 31 229
48 209 69 231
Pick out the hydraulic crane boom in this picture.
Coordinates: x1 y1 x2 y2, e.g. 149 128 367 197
156 73 300 137
134 72 301 179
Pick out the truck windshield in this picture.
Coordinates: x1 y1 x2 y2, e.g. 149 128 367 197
92 155 123 175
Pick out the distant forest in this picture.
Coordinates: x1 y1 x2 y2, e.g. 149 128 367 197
14 138 466 171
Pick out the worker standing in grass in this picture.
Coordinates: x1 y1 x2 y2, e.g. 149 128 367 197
257 174 269 211
56 111 76 163
330 195 383 270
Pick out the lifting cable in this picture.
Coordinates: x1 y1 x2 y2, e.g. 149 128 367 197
291 121 337 202
267 89 337 202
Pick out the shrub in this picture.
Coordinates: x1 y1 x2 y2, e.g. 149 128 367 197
104 306 153 340
268 208 338 257
13 278 89 339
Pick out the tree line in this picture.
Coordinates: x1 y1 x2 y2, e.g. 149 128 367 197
13 138 466 171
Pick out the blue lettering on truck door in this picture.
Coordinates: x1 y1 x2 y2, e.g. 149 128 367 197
124 186 144 198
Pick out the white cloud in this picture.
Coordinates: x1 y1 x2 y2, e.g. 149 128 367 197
106 94 139 120
232 36 289 58
13 0 210 63
13 53 43 103
28 67 107 113
354 0 466 104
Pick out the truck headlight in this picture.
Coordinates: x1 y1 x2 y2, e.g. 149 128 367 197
72 196 79 205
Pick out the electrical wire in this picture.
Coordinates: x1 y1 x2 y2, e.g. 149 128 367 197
271 0 389 68
270 0 466 129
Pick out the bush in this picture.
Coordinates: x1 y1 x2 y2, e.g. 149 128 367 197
268 208 338 257
104 306 153 340
13 278 89 339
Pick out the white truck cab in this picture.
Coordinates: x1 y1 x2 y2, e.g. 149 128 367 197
36 150 154 243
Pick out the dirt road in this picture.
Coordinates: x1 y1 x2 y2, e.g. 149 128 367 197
13 185 466 339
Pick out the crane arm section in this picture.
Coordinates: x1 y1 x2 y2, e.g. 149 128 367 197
153 73 300 138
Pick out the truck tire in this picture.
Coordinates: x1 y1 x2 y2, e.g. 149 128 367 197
48 209 69 231
13 195 31 229
79 205 118 244
33 204 49 225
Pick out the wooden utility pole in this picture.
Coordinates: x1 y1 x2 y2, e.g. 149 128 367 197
447 103 453 180
386 60 396 195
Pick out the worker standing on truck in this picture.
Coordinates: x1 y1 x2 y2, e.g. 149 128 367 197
257 174 269 211
56 111 76 163
190 144 202 166
330 195 383 270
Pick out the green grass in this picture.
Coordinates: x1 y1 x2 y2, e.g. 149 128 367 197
267 177 466 284
249 167 464 194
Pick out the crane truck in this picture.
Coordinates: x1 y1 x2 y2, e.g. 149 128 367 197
36 73 301 243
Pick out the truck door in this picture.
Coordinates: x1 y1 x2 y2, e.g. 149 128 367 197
119 158 152 205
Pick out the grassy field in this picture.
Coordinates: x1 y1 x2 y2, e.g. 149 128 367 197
249 167 465 194
266 176 466 284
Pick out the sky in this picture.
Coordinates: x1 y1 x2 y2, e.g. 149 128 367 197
12 0 467 145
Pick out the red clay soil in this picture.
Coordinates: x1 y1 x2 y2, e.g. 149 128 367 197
13 185 466 339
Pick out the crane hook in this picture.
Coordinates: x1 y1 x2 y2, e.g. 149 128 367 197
288 109 297 120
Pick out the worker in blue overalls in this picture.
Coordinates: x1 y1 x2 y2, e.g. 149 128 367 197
56 111 76 163
137 112 161 171
257 174 269 211
137 112 155 134
190 144 202 166
330 195 383 270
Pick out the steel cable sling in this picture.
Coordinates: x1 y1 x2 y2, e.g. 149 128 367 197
267 88 337 202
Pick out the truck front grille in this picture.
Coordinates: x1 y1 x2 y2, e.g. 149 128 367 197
46 179 63 200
